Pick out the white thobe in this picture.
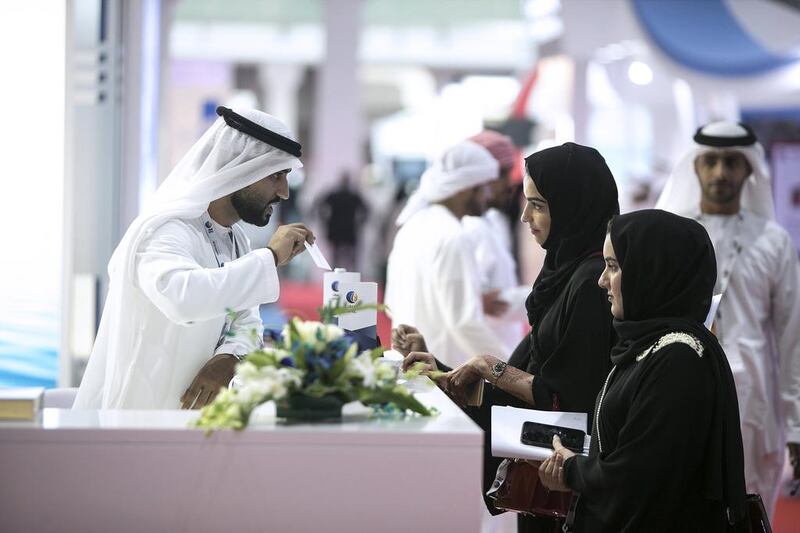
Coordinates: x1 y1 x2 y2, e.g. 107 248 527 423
73 215 280 409
462 208 528 356
385 204 507 368
694 209 800 514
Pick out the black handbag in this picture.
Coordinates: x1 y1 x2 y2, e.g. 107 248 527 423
726 493 771 533
741 493 771 533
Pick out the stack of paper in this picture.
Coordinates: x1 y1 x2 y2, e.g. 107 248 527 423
0 387 44 420
491 406 590 462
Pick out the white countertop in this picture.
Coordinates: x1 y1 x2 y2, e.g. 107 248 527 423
0 382 482 447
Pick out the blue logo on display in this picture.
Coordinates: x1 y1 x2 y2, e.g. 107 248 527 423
345 291 359 304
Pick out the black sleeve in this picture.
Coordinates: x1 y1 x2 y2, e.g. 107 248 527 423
531 272 613 415
434 357 452 373
564 345 715 532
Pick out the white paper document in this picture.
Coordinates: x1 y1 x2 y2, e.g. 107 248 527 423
304 241 332 270
704 293 722 330
491 406 590 462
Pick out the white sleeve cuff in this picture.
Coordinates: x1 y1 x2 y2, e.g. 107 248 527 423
215 342 251 358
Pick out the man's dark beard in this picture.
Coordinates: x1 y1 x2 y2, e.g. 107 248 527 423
466 190 485 217
231 190 277 227
702 179 744 205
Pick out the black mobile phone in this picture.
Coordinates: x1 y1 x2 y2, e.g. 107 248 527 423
520 421 585 453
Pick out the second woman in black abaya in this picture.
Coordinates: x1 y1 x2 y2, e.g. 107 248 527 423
538 209 747 532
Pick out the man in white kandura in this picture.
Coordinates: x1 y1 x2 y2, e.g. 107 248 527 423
74 106 314 410
462 130 529 356
385 140 507 368
656 120 800 514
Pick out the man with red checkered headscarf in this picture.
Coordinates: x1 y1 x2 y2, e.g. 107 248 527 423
463 130 528 357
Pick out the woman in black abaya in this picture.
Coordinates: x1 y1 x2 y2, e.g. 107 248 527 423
538 209 747 532
395 142 620 533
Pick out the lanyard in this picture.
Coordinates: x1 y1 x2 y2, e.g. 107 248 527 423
200 212 241 347
200 212 240 267
695 212 744 342
696 212 743 298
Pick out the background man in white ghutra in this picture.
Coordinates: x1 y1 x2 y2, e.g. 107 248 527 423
385 140 507 368
656 121 800 515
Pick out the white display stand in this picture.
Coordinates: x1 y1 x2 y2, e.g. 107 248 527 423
0 386 482 533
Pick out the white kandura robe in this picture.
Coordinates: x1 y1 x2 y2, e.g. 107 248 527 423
385 204 507 368
73 216 279 409
693 208 800 514
462 208 529 357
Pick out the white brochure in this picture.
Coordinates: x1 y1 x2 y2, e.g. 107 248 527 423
304 241 332 270
491 405 590 462
705 293 722 330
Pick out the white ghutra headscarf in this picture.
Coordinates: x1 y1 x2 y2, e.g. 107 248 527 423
396 140 499 226
111 108 303 278
655 121 774 219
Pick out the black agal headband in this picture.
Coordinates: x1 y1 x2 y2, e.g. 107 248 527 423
216 106 302 157
693 122 757 148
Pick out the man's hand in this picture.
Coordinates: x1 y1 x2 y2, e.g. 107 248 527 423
268 223 315 266
482 289 510 317
538 436 575 492
180 353 238 409
392 324 428 357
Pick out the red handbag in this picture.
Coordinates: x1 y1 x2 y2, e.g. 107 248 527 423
487 458 572 518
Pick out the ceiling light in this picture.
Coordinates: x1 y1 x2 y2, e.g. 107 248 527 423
628 60 653 85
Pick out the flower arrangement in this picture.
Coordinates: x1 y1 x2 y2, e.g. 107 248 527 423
193 316 432 431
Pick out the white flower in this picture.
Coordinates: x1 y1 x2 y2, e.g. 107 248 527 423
236 361 262 381
236 365 302 405
350 352 378 388
214 387 237 404
374 361 397 382
322 323 345 342
284 319 344 347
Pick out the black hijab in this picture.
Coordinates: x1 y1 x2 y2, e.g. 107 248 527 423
609 209 746 521
524 142 619 326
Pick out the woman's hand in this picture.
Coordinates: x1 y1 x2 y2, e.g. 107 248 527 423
402 352 448 391
538 436 575 492
442 355 493 406
402 351 439 373
392 324 428 356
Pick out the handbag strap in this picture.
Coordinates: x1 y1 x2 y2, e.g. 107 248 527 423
562 493 580 532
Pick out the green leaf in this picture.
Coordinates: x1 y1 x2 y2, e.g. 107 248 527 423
358 387 432 416
318 300 388 324
368 346 387 360
245 350 274 368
